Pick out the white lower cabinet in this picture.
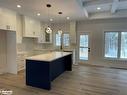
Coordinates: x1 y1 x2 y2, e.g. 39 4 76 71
17 52 27 71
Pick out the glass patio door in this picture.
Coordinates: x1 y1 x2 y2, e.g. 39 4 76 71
78 33 89 62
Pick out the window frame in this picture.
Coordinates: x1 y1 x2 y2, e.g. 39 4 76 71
63 33 70 47
55 32 70 47
55 33 61 46
104 31 127 60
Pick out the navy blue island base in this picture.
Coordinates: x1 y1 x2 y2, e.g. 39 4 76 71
26 53 72 90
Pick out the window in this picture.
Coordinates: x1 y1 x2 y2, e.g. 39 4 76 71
55 33 61 46
79 34 89 60
63 34 69 46
104 32 127 59
105 32 118 58
121 32 127 58
55 33 70 47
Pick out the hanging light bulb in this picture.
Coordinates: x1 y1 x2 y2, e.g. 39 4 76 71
46 26 52 34
58 29 62 35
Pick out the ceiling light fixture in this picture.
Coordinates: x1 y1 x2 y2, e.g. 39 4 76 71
37 13 40 16
58 11 63 50
58 12 62 14
97 7 101 10
17 5 21 8
50 18 53 21
67 17 70 20
58 11 63 34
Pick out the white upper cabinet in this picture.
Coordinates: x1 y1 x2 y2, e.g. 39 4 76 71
23 16 41 38
0 8 16 31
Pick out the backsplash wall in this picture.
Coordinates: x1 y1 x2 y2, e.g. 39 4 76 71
17 38 35 52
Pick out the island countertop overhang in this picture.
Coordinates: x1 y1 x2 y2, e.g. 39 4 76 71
26 51 72 62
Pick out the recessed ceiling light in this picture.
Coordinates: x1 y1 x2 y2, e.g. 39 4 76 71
37 13 40 16
97 7 101 10
46 4 52 8
67 17 70 20
58 12 63 14
17 5 21 8
50 18 53 21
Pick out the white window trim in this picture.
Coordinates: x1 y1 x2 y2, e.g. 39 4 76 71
63 33 70 47
104 31 127 60
55 33 61 46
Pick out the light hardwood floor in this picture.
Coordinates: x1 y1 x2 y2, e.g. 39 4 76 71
0 65 127 95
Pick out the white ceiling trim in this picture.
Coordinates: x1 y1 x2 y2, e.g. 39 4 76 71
83 8 89 18
77 0 89 18
111 0 119 14
83 0 113 7
90 10 127 20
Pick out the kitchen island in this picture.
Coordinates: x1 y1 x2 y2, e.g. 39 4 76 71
26 51 72 90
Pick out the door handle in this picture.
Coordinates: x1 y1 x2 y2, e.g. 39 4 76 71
88 48 90 52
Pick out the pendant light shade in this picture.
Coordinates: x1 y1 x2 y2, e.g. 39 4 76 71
58 29 62 35
46 26 52 34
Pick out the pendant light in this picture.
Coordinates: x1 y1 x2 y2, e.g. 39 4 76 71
45 26 52 34
45 4 52 34
58 12 63 35
58 29 62 35
57 12 63 50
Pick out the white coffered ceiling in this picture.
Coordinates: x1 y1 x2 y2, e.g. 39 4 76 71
0 0 127 22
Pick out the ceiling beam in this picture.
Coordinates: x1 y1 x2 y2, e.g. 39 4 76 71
111 0 119 14
77 0 89 18
84 0 113 7
83 8 89 18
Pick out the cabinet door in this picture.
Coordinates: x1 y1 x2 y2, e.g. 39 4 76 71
23 16 40 38
6 10 16 31
0 8 5 29
32 20 40 37
23 17 33 37
0 8 16 31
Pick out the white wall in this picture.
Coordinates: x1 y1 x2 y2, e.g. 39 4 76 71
77 18 127 68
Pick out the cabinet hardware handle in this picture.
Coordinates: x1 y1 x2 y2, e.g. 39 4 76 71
88 48 90 52
6 25 10 30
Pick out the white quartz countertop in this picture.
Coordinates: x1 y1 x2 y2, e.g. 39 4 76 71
26 51 72 62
